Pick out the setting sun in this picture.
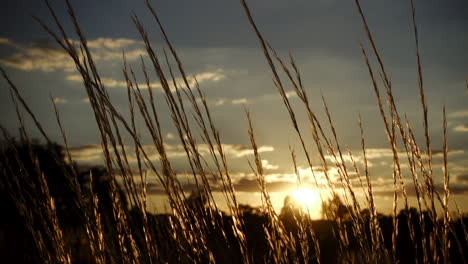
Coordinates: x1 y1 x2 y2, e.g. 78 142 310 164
291 188 321 213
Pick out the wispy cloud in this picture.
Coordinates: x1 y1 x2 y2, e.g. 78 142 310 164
231 98 248 105
84 37 140 49
373 182 468 197
261 159 279 170
285 91 298 99
68 144 105 163
233 178 297 193
52 97 68 104
166 133 176 140
152 142 274 160
448 110 468 118
0 39 75 72
0 37 145 73
454 124 468 132
213 144 274 158
359 148 464 159
65 69 225 90
66 74 128 88
290 166 342 185
69 142 274 164
214 98 226 106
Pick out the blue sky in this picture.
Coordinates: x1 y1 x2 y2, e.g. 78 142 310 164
1 0 467 216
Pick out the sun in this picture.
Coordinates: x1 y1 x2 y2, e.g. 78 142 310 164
291 188 321 213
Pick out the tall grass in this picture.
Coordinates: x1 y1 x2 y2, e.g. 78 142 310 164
0 0 467 263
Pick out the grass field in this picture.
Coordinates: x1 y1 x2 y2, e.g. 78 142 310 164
1 0 467 263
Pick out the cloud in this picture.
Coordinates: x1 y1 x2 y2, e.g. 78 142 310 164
454 124 468 132
285 91 298 99
160 142 274 159
357 148 464 160
233 178 297 193
295 166 342 185
231 98 248 105
65 75 83 82
166 133 176 140
68 144 104 163
448 110 468 118
66 74 129 88
68 142 274 164
72 38 146 61
0 37 145 73
372 181 468 197
206 144 274 158
325 152 369 167
52 97 68 104
65 69 225 90
261 159 279 170
143 172 325 195
84 38 140 49
195 71 225 82
363 148 395 159
431 149 465 156
0 39 75 72
214 99 226 106
97 77 128 88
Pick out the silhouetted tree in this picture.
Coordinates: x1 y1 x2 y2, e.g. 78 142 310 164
321 194 351 221
0 140 83 262
0 140 130 263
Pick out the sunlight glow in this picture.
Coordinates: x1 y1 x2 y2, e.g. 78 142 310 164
291 188 321 213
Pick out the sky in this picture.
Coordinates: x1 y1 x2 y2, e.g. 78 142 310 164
0 0 467 218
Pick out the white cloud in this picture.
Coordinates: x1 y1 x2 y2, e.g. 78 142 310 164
261 159 279 170
139 143 275 160
0 37 145 73
324 148 465 171
454 124 468 132
231 98 248 105
296 166 341 185
285 91 298 99
84 38 140 49
66 74 130 88
197 144 274 158
52 97 68 104
99 77 129 88
70 38 145 61
360 148 463 160
195 71 225 82
69 142 275 164
364 148 394 159
65 69 225 90
68 144 104 163
0 43 75 72
448 110 468 118
214 99 226 106
0 38 226 95
166 133 175 140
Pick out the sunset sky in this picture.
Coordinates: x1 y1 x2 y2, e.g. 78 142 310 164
1 0 467 218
